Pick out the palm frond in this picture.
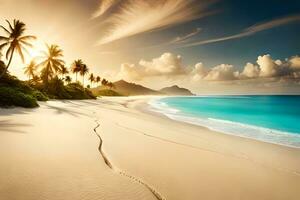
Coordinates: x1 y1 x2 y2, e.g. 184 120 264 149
20 45 30 56
36 60 49 69
0 36 9 41
19 35 36 40
0 42 9 50
55 59 65 64
5 45 13 60
6 20 13 32
19 40 33 47
0 25 10 35
16 44 25 62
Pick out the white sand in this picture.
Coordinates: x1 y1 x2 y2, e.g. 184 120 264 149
0 97 299 200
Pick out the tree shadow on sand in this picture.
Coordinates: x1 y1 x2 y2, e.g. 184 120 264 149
0 107 37 116
61 99 105 108
0 120 32 134
44 104 90 118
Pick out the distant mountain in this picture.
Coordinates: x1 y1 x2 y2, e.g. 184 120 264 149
92 80 162 96
91 80 195 96
159 85 195 96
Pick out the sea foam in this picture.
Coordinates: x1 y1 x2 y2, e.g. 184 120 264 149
148 98 300 148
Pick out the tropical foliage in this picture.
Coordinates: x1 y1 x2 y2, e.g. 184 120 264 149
0 61 48 107
79 64 89 87
0 19 36 78
36 44 65 86
24 60 36 80
71 59 83 82
0 19 121 107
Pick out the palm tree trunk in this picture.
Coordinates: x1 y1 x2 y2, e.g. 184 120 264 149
0 48 15 79
44 66 50 91
82 75 84 87
76 73 78 82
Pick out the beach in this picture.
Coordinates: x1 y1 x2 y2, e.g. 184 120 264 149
0 97 300 200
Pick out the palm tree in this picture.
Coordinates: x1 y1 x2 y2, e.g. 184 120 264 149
96 76 101 86
0 19 36 78
101 78 108 87
59 65 69 79
88 73 95 87
108 82 115 90
37 44 65 85
80 64 89 87
71 59 83 82
24 60 36 80
65 75 72 84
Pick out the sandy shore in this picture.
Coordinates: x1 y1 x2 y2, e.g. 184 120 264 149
0 97 300 200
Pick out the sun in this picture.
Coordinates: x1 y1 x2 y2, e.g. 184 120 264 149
25 39 46 62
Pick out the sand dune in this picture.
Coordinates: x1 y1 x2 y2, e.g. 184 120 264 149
0 97 300 200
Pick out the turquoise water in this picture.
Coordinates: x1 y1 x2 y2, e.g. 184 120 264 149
150 96 300 148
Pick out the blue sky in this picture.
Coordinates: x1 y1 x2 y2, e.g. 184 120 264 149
115 0 300 69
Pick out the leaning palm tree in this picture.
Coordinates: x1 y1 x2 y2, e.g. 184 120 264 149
88 73 94 87
96 76 101 86
36 44 65 86
65 75 72 84
80 64 89 87
24 60 36 80
71 59 83 82
0 19 36 78
58 65 69 79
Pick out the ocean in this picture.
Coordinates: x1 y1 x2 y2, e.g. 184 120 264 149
149 96 300 148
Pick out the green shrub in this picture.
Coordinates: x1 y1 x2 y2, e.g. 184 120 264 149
64 83 96 99
0 62 95 106
84 88 97 99
0 63 48 107
0 86 38 108
31 90 48 101
46 77 72 99
97 89 123 96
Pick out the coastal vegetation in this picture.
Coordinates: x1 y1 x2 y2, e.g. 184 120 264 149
94 89 123 97
0 19 115 108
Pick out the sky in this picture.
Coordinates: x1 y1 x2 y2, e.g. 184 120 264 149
0 0 300 94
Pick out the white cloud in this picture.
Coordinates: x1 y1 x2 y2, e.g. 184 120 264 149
203 64 237 81
139 53 186 76
190 63 239 81
119 63 142 81
289 56 300 69
97 0 217 45
117 53 300 83
246 14 300 33
170 28 202 44
257 54 280 77
91 0 118 19
183 14 300 47
191 62 206 81
117 52 187 81
240 62 260 78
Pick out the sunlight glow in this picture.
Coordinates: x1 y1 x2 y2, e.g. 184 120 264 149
25 39 46 62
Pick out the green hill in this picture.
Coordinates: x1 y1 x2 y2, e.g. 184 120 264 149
92 80 162 96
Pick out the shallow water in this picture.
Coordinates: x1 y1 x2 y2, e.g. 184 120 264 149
150 96 300 148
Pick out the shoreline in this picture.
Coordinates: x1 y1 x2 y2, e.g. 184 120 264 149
144 96 300 149
1 97 300 200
